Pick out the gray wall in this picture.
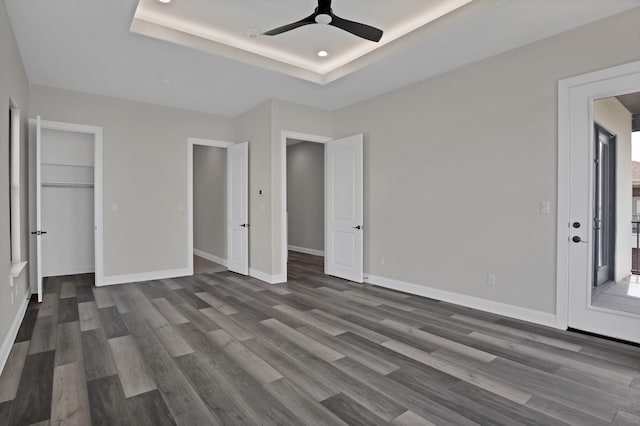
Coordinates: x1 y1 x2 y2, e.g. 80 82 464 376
332 8 640 314
287 141 324 252
193 145 226 260
0 0 30 362
29 85 235 277
234 99 333 278
594 97 633 282
234 101 273 276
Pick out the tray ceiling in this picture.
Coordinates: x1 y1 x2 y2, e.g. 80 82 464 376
131 0 475 84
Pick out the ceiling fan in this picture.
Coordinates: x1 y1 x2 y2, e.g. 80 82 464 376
263 0 384 42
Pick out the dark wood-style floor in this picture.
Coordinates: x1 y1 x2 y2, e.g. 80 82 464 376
1 252 639 425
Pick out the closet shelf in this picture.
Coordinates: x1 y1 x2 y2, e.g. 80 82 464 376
42 181 94 188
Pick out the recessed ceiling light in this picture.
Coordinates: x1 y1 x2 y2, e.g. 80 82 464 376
317 50 328 57
158 0 172 4
246 29 259 39
161 79 170 84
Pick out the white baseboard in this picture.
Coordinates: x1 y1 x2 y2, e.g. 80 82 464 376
0 294 30 375
250 268 286 284
97 267 192 287
365 274 558 329
193 249 227 266
288 245 325 257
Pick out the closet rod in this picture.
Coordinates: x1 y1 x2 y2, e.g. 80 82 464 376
41 182 94 189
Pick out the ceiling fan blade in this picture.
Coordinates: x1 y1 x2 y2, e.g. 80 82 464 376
329 14 383 42
264 13 317 36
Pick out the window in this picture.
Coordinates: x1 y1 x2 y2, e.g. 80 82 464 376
9 101 26 283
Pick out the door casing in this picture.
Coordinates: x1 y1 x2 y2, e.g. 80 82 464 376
29 118 104 298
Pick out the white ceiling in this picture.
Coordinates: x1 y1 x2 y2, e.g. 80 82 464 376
6 0 640 118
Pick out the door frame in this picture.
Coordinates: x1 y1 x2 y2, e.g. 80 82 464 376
280 131 332 283
186 137 235 275
556 60 640 330
28 119 104 293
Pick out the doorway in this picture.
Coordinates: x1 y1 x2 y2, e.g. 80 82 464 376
280 131 364 284
193 144 227 273
29 118 103 301
286 138 326 278
187 138 249 276
558 61 640 343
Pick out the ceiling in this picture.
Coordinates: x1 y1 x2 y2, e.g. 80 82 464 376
131 0 475 84
6 0 640 118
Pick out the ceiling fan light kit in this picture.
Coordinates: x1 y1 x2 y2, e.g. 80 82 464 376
264 0 384 42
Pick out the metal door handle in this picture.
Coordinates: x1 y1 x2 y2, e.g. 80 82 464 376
572 236 588 243
240 223 250 228
31 230 47 235
353 225 363 230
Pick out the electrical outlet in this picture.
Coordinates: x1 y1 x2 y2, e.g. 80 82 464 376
487 273 496 286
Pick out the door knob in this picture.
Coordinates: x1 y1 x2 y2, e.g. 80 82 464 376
353 225 363 230
572 236 583 243
240 223 250 228
572 222 581 228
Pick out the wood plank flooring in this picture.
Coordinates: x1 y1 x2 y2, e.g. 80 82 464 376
1 251 639 425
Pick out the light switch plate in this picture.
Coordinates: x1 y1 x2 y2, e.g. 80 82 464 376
540 201 551 214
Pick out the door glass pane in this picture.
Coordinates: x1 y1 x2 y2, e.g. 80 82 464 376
591 92 640 316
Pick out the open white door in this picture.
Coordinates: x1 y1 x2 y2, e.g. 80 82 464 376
35 116 44 302
227 142 249 275
325 134 363 283
561 63 640 343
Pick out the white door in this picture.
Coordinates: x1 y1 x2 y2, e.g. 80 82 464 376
325 134 363 283
564 65 640 343
227 142 249 275
35 116 44 302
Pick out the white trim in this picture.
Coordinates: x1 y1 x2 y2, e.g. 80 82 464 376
193 249 227 267
288 245 325 257
556 76 571 330
250 268 286 285
0 294 29 375
187 137 235 278
556 60 640 330
280 131 332 285
366 274 558 329
188 137 234 148
97 267 192 287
